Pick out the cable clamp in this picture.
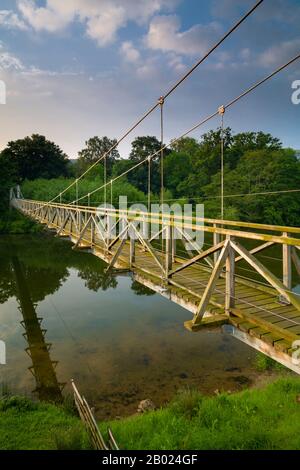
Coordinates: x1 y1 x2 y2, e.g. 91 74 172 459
158 96 165 106
218 105 225 115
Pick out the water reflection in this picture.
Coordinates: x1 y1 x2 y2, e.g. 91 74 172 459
0 235 259 419
0 236 122 403
12 256 63 403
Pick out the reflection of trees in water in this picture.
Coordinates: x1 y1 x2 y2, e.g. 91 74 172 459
0 258 15 303
0 235 157 299
131 280 155 296
78 266 117 291
0 237 69 304
0 235 119 300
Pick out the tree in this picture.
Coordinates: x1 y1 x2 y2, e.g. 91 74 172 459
172 130 231 199
1 134 68 181
0 151 17 213
127 136 167 193
166 130 283 202
227 131 282 169
202 148 300 224
77 136 120 177
164 151 191 197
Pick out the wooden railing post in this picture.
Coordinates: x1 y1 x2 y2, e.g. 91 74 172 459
130 234 135 267
165 216 173 277
225 236 235 315
172 226 176 263
213 223 220 265
282 231 292 291
90 217 94 247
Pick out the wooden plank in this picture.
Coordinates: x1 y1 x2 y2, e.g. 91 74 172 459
231 307 300 343
184 314 228 332
223 325 300 374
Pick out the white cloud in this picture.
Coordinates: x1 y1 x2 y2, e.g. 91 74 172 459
0 43 82 79
0 9 28 30
86 5 125 46
17 0 179 46
145 15 222 56
0 44 24 71
120 41 141 63
167 52 186 73
258 39 300 68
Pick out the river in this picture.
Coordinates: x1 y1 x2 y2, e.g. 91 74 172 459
0 233 284 419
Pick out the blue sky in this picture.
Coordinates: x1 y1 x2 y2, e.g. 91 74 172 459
0 0 299 158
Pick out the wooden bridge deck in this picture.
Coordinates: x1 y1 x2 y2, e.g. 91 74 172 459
12 198 300 373
54 218 300 363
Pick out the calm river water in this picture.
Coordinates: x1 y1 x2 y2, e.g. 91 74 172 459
0 234 280 419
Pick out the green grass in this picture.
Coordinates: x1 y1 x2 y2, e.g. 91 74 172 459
0 396 89 450
1 378 300 450
253 352 286 372
100 378 300 450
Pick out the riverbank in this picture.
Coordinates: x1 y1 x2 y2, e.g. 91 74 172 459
1 377 299 450
0 395 89 450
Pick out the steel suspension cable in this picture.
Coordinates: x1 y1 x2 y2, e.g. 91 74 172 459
159 96 165 210
219 106 225 220
163 0 264 99
104 155 107 207
111 188 300 206
148 156 151 213
48 0 264 205
72 52 300 205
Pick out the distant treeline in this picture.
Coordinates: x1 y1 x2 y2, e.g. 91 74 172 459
1 130 300 229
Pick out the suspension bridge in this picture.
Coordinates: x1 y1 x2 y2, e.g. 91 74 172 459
9 0 300 373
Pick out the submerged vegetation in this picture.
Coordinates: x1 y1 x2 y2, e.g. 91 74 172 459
1 378 300 450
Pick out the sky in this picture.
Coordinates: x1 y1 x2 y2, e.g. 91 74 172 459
0 0 299 159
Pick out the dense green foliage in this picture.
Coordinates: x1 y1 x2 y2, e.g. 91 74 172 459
0 210 42 234
21 176 148 206
0 134 68 181
165 130 300 224
0 134 69 233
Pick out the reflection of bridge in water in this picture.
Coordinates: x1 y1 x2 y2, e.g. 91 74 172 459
12 255 64 402
12 197 300 374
